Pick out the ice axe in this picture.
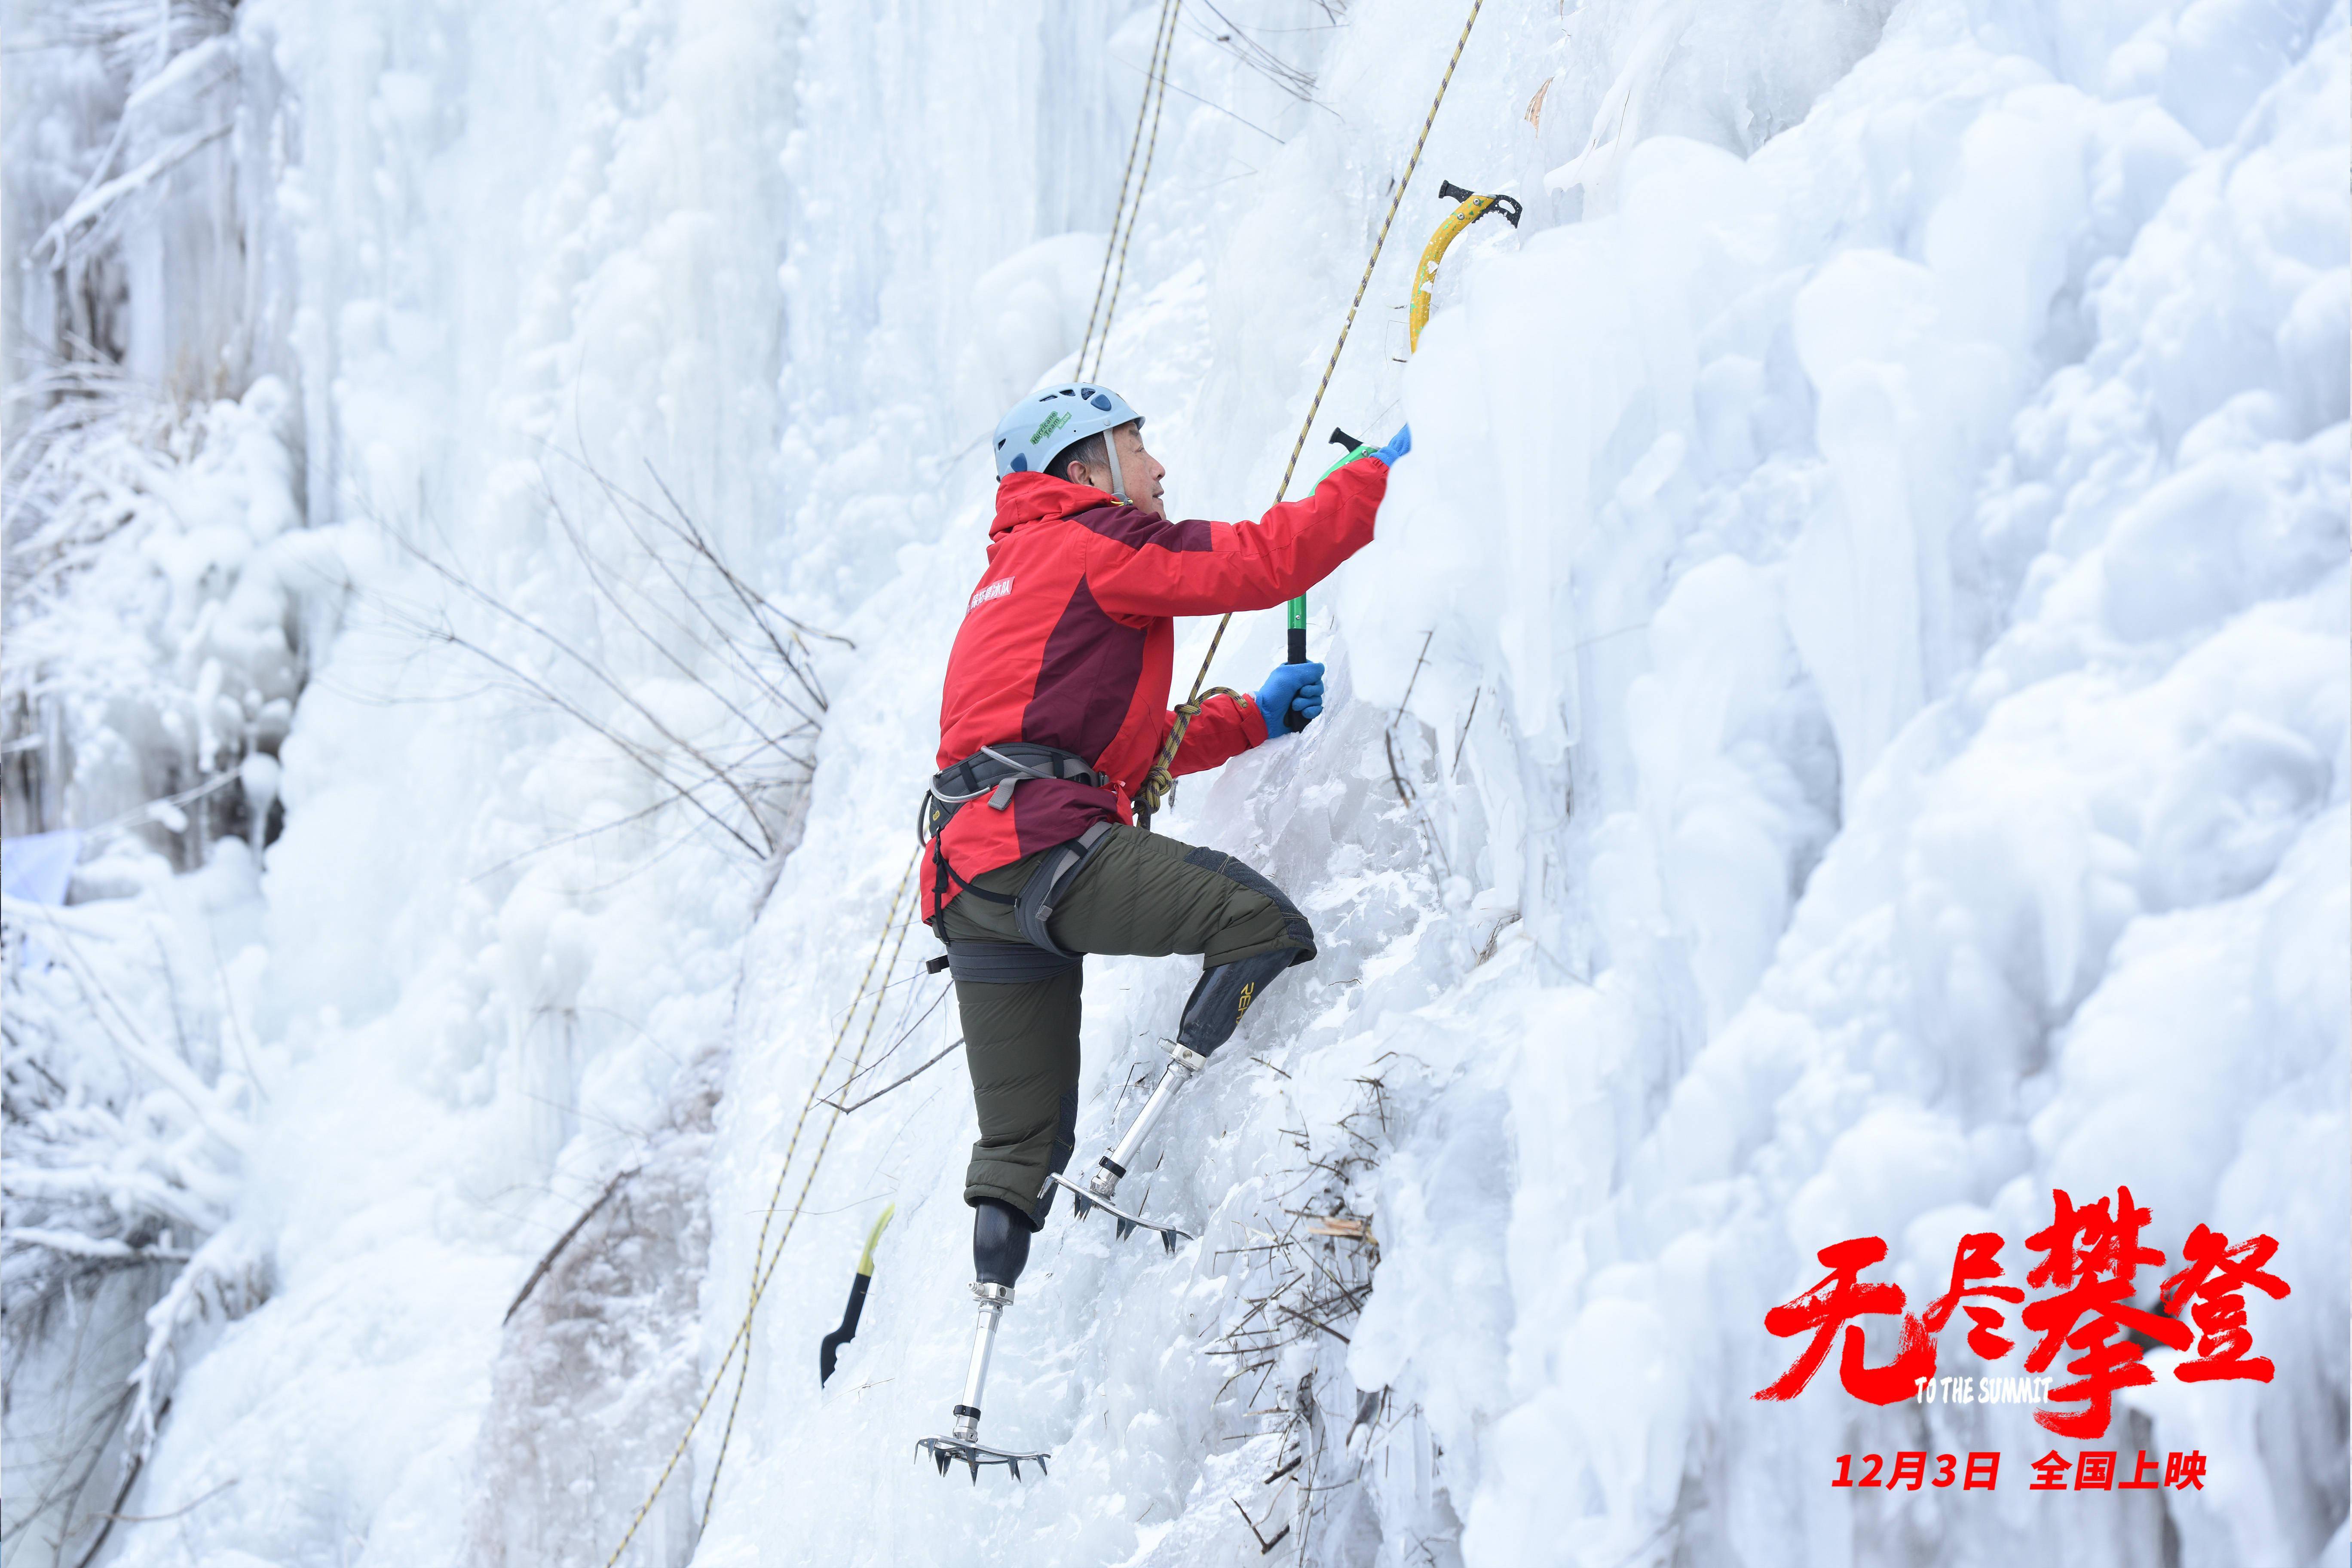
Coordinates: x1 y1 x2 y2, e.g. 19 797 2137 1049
1265 425 1373 735
818 1204 894 1384
1279 181 1520 727
1413 181 1522 349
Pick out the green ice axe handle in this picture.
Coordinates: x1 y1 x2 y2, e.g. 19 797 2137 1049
1285 598 1311 729
1280 428 1369 732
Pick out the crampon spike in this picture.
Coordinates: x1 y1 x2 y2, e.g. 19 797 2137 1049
914 1433 1051 1480
1046 1174 1195 1252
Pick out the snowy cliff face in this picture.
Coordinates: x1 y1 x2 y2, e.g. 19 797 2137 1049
3 2 2344 1567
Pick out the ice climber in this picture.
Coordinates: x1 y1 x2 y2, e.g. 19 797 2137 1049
913 382 1406 1473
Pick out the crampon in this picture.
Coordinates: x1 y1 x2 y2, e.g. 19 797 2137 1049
913 1433 1051 1482
1047 1171 1195 1253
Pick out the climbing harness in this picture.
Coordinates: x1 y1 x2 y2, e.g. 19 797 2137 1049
1134 0 1493 828
925 821 1115 983
926 742 1111 816
601 851 919 1565
819 1204 896 1384
1075 0 1182 381
1008 824 1114 959
917 741 1117 944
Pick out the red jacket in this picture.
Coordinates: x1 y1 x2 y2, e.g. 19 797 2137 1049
925 455 1388 919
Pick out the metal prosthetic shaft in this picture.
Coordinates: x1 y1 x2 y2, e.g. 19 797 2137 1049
951 1281 1012 1445
916 1274 1048 1480
1077 949 1295 1216
1086 1045 1204 1202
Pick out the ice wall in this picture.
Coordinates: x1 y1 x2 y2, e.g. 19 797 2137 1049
3 1 2343 1566
1349 9 2352 1564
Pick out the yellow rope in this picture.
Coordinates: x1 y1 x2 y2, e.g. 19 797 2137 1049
1083 0 1182 382
697 887 916 1528
603 847 919 1567
1133 0 1488 821
1075 0 1182 379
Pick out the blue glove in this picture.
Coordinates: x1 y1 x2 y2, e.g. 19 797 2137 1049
1256 661 1325 732
1374 424 1411 466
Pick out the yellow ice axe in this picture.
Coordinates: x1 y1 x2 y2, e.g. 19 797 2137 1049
1407 181 1522 352
819 1204 895 1384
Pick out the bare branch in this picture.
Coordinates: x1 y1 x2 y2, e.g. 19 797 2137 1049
819 1037 962 1115
503 1167 640 1325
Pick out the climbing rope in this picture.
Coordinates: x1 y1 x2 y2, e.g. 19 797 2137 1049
1083 2 1182 381
608 24 1180 1543
1075 0 1182 379
1133 0 1488 822
603 847 920 1567
697 886 915 1525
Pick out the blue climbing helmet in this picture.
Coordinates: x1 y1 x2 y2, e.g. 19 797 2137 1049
992 383 1144 497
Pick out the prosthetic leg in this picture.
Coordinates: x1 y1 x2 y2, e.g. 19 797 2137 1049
1050 1041 1204 1251
916 1203 1051 1481
1049 949 1293 1250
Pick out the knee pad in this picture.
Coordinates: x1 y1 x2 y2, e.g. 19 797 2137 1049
1180 847 1317 961
1176 949 1296 1058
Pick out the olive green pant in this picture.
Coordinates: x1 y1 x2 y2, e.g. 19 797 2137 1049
936 825 1314 1225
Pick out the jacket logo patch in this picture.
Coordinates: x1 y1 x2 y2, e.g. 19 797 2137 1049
968 577 1014 612
1028 410 1071 445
